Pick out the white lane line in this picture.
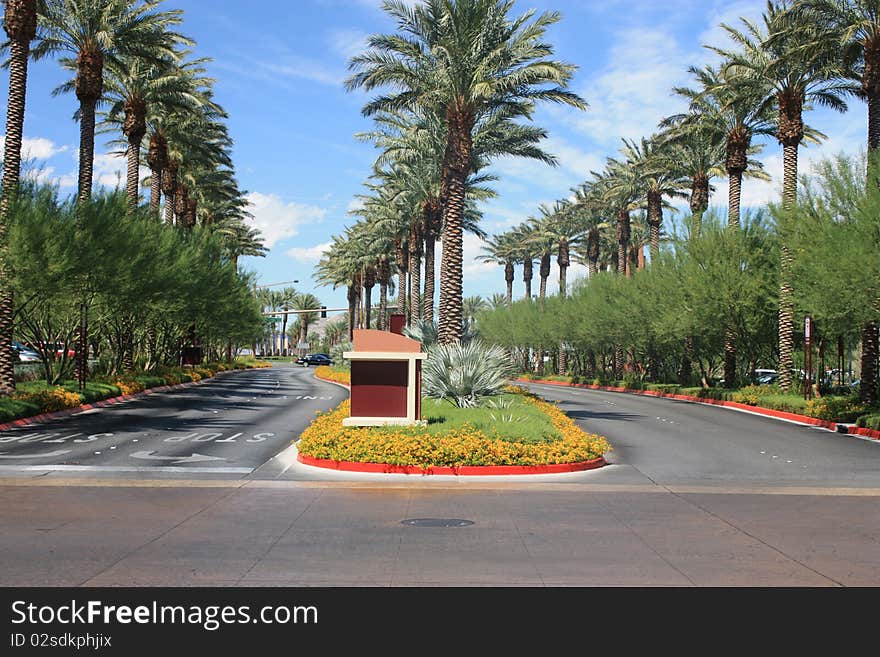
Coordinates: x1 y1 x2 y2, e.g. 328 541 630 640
0 465 254 474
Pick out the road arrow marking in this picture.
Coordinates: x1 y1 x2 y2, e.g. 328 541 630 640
0 449 72 459
131 451 226 465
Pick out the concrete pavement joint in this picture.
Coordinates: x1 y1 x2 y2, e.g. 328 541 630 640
78 484 245 587
665 488 845 587
234 488 326 586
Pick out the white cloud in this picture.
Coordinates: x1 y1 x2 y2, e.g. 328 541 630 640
568 28 692 148
286 241 333 262
0 136 69 161
247 192 327 249
330 29 369 61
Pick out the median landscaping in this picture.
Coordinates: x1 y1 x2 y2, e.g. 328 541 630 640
0 359 273 424
297 384 610 472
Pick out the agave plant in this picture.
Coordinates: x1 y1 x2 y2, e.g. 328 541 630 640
404 319 477 348
329 340 352 368
422 340 515 408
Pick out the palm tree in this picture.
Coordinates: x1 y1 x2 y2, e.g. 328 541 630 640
785 0 880 403
347 0 586 343
0 0 38 396
292 293 321 355
35 0 188 203
715 2 855 392
101 53 216 212
478 232 519 307
462 296 488 324
672 64 776 229
508 223 536 300
621 135 688 261
529 201 585 298
592 155 642 277
656 122 727 240
570 182 611 277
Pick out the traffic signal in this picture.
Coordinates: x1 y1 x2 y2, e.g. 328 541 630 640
321 306 327 318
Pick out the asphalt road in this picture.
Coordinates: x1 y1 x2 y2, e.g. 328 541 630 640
524 382 880 488
0 364 345 476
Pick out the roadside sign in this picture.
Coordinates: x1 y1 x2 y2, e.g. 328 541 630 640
804 316 811 339
296 342 310 350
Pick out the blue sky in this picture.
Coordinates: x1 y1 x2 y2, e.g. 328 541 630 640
3 0 866 312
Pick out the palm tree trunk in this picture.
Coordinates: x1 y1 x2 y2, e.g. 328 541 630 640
126 136 143 212
77 99 98 205
861 323 878 405
728 170 742 229
379 282 388 331
0 31 32 396
439 108 473 344
150 166 162 216
617 210 629 276
409 229 422 325
558 262 568 375
347 285 356 341
690 173 709 240
505 261 514 308
396 241 408 322
647 189 662 261
777 142 799 392
364 285 373 330
423 232 435 323
523 259 533 300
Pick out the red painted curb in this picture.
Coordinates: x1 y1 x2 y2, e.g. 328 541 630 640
0 367 268 431
513 378 872 437
314 372 350 389
297 453 606 476
850 426 880 440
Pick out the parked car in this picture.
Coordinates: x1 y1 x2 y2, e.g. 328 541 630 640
751 369 778 384
296 353 333 367
12 341 41 363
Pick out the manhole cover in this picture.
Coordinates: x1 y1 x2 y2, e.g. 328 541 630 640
401 518 474 528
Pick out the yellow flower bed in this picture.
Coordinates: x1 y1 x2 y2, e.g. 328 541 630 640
315 365 351 386
13 388 82 413
114 379 146 395
297 394 610 469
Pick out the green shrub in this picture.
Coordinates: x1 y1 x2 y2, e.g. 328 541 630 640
856 415 880 431
805 396 870 422
646 383 682 394
731 384 778 406
0 398 41 422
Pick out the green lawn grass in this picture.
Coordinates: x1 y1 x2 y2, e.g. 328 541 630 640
381 394 561 444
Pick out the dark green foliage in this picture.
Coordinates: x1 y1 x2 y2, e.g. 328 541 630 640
7 185 263 382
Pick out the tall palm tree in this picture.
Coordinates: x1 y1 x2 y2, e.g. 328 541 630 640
101 52 215 212
786 0 880 403
35 0 188 203
592 155 642 277
529 201 585 298
347 0 586 344
673 64 776 229
716 2 855 392
0 0 39 396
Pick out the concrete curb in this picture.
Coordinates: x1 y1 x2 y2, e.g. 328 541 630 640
515 378 880 442
0 366 271 431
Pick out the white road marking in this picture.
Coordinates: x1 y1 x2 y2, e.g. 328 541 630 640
0 449 72 459
131 451 226 465
0 465 253 474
